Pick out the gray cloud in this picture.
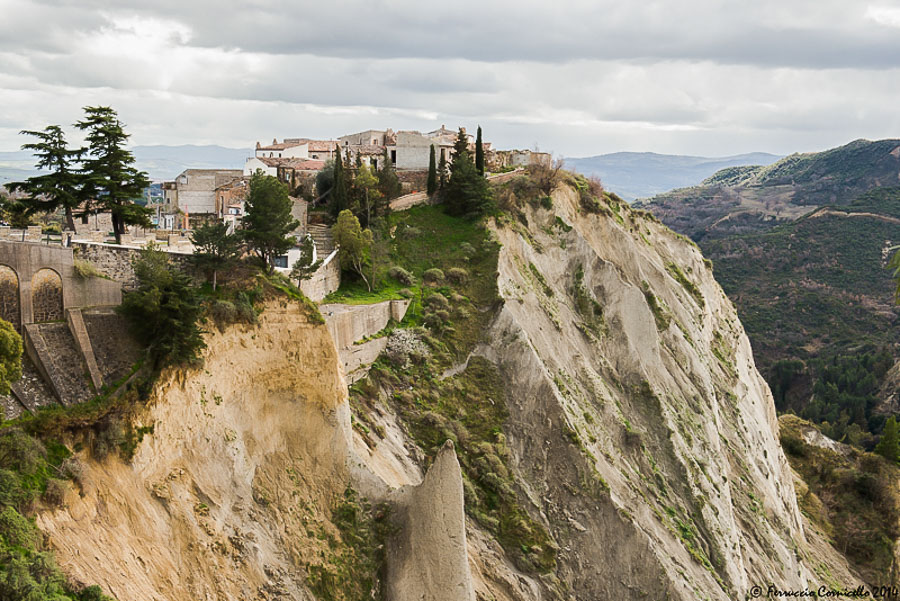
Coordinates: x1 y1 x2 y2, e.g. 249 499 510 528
0 0 899 159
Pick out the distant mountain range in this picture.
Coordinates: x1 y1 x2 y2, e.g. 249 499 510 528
638 138 900 241
565 151 782 200
637 138 900 447
0 144 251 184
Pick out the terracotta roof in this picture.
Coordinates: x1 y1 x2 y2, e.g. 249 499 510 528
307 140 338 152
256 157 291 167
282 159 326 171
257 140 306 151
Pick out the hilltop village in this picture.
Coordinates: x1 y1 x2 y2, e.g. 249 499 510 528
0 118 548 418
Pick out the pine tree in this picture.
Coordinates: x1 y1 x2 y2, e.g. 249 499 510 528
875 416 900 463
444 128 492 216
376 149 402 202
242 172 299 272
475 125 485 176
331 145 349 217
427 145 437 196
190 221 241 290
75 106 152 244
453 128 469 157
7 125 84 231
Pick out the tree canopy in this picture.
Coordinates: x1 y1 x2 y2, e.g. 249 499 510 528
118 246 206 370
241 172 299 271
0 320 22 395
332 209 374 291
475 126 485 176
190 221 241 290
75 106 152 244
875 416 900 463
427 145 437 196
6 126 84 231
444 129 492 217
330 147 349 217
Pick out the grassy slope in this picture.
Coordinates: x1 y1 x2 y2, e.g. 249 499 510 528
342 203 561 577
780 415 900 583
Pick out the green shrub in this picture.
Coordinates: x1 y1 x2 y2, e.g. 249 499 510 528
423 268 445 285
73 259 105 279
118 246 206 370
388 266 415 286
425 292 449 310
447 267 469 284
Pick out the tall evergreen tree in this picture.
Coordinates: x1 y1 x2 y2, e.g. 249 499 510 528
190 221 241 290
75 106 152 244
427 145 437 196
444 128 492 216
453 128 469 157
475 125 485 176
875 416 900 463
242 172 299 272
7 125 84 231
376 149 402 202
438 151 448 190
331 145 349 217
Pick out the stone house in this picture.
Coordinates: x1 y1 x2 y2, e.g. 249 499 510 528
163 169 244 217
336 126 485 171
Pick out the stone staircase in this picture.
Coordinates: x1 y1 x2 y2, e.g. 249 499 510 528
307 224 335 257
24 322 94 406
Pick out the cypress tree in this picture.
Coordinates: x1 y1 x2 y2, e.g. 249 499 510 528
438 152 448 190
475 125 485 176
331 145 348 217
427 145 437 196
876 416 900 463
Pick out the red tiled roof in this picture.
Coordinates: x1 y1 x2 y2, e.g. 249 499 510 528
283 159 326 171
258 140 306 151
307 140 338 152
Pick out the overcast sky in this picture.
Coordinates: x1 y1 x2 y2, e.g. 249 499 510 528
1 0 899 157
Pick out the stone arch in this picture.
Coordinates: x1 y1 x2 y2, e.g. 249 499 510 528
32 268 63 323
0 265 20 328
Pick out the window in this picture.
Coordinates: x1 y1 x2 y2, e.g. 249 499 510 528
273 256 288 268
391 150 397 163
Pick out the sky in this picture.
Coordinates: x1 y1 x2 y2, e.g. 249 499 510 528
1 0 900 158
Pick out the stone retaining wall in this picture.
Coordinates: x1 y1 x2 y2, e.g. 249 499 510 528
72 242 191 290
299 250 341 302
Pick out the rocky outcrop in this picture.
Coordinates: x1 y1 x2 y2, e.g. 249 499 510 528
387 440 475 601
461 184 862 599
